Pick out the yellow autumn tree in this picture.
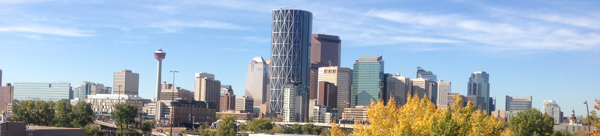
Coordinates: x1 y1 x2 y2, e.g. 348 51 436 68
353 93 504 136
330 121 346 136
589 99 600 136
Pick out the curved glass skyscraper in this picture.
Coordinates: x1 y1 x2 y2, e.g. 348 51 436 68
269 9 312 115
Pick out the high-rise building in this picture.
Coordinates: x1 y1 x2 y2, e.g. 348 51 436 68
194 72 221 111
236 96 254 113
416 66 437 82
0 69 2 86
317 81 336 108
113 69 139 95
466 95 487 112
313 105 338 124
0 83 13 113
318 66 352 112
412 78 432 100
160 82 192 101
386 73 412 106
447 93 466 107
437 81 451 109
244 57 269 106
310 34 341 100
13 82 71 101
505 95 532 111
542 100 561 124
468 71 490 114
282 83 308 122
351 55 384 107
269 9 312 115
78 81 110 100
221 85 233 97
154 48 166 121
220 91 236 112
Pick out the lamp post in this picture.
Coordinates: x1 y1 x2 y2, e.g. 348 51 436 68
169 70 178 136
584 101 591 132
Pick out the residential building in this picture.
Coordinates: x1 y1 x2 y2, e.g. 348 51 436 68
412 78 432 100
351 55 384 107
313 105 338 124
13 82 71 101
543 100 562 124
0 83 13 113
160 82 192 101
113 69 139 95
269 9 312 115
386 73 412 106
86 94 144 115
506 95 532 111
194 72 221 111
282 83 308 122
437 81 451 109
318 66 352 112
310 34 341 100
341 106 368 122
468 71 490 114
244 56 269 106
317 81 336 108
236 96 254 113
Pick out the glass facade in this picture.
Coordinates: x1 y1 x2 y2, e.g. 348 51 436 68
269 9 312 115
13 82 71 102
351 55 384 107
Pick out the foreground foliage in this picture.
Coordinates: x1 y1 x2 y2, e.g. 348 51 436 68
217 115 237 136
508 108 554 136
589 99 600 136
112 103 138 136
12 100 93 127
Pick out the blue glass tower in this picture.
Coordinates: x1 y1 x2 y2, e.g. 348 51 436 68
269 9 312 115
351 55 384 107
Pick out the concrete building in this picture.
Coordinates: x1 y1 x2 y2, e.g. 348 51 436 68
269 9 312 115
386 73 412 107
437 81 451 109
77 81 110 100
491 110 506 121
194 72 221 111
86 94 144 115
341 106 368 122
317 81 336 108
313 105 338 124
412 78 432 100
245 56 269 107
317 66 352 112
282 83 308 122
0 83 13 113
352 55 384 107
113 69 139 95
160 82 192 101
416 67 438 104
506 95 532 111
468 71 490 114
236 96 254 113
466 95 487 112
13 82 71 102
165 99 217 126
310 34 341 100
220 92 236 112
543 100 562 124
447 93 466 108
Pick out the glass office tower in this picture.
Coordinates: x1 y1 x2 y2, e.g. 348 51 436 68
13 82 71 101
351 55 384 107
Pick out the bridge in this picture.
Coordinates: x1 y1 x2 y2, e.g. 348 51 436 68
273 122 355 129
94 120 117 130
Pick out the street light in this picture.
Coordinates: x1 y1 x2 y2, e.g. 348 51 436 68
169 70 178 136
585 101 591 132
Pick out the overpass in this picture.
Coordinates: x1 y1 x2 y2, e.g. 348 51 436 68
272 122 355 129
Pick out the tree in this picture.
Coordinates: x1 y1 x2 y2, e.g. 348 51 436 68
247 118 273 133
141 121 154 134
508 108 555 136
84 124 100 136
330 121 345 136
301 124 317 134
217 115 237 136
36 101 55 126
589 99 600 136
12 100 56 126
286 124 302 134
112 103 138 136
72 101 94 128
584 110 600 126
54 100 73 127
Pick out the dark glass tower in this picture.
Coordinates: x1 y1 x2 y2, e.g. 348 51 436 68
351 55 384 107
269 9 312 115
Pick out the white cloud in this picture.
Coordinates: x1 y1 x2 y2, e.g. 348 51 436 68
0 26 93 37
531 14 600 29
149 20 250 33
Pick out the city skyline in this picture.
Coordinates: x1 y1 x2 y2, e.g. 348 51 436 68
0 0 599 116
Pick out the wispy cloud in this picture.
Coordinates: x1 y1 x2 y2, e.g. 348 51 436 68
149 20 250 33
0 26 93 37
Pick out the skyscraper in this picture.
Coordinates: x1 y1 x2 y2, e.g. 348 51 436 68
269 9 312 115
317 66 352 112
13 82 71 101
113 69 139 95
351 55 384 107
244 56 269 106
437 80 451 108
506 95 532 111
0 83 13 112
194 72 221 111
416 66 437 81
416 67 437 105
542 100 561 124
0 69 2 86
468 71 490 113
282 83 308 122
79 81 109 100
310 34 341 100
386 73 412 106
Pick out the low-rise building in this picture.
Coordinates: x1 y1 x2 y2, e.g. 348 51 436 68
86 94 144 116
341 106 368 122
216 110 254 120
168 99 217 126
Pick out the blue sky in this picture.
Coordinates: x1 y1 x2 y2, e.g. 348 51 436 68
0 0 599 116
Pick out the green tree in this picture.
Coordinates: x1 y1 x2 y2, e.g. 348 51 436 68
217 115 237 136
247 118 273 133
584 110 599 126
140 121 154 134
286 124 302 134
112 103 138 136
54 100 73 127
509 108 555 136
84 124 100 136
72 101 94 128
11 100 35 123
239 123 248 132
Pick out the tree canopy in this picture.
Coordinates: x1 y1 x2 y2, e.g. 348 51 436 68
508 108 554 136
217 115 237 136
